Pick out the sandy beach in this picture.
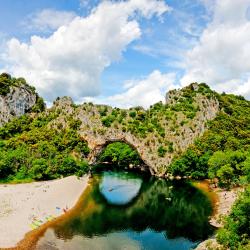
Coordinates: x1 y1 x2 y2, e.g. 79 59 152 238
209 187 242 228
0 175 89 249
195 187 243 250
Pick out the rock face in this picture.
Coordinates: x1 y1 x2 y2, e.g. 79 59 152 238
49 84 220 176
0 85 37 126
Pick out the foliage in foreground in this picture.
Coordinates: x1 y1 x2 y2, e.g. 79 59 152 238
217 186 250 249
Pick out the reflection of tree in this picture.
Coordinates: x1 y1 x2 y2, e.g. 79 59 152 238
51 174 214 242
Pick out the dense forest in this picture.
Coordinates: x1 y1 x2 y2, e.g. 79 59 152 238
169 93 250 187
0 74 249 248
167 93 250 249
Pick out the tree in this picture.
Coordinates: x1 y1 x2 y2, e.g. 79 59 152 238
98 142 142 167
216 164 234 188
29 158 48 180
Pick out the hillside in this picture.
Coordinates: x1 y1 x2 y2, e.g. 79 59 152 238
0 75 249 182
0 74 249 249
0 74 250 179
0 80 221 178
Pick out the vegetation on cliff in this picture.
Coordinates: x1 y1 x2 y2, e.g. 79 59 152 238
169 94 250 187
167 92 250 249
0 113 89 182
74 82 219 174
0 73 35 96
0 72 46 113
0 74 249 248
0 80 219 182
98 83 212 139
217 186 250 249
0 76 249 185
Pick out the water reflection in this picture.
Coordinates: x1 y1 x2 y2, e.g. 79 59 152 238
99 172 142 205
36 171 214 250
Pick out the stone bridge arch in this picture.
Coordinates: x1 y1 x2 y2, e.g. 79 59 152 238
82 134 154 174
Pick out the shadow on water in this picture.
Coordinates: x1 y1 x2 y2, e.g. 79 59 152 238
36 170 215 250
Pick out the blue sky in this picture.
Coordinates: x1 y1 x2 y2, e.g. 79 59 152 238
0 0 250 107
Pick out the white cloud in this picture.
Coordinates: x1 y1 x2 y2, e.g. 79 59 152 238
235 79 250 99
1 0 169 102
23 9 77 32
82 70 177 108
181 0 250 100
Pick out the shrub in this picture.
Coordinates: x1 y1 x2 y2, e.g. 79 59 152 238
129 111 137 118
29 158 48 180
158 146 167 157
31 96 46 112
101 115 115 127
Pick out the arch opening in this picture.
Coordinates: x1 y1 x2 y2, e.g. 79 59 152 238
89 140 150 174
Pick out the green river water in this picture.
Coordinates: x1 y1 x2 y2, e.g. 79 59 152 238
35 170 214 250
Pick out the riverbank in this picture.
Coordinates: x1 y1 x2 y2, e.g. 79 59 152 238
209 187 241 227
195 186 243 250
0 175 89 249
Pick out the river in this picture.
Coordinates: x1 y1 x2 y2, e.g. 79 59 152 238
35 170 214 250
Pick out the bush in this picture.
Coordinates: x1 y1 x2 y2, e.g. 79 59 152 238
169 149 212 178
129 111 136 118
0 73 12 95
101 115 115 127
31 96 46 112
29 158 48 180
158 146 167 157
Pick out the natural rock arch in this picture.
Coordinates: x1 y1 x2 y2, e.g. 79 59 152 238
87 138 152 174
52 84 220 176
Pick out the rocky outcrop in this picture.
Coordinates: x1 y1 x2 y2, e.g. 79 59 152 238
0 85 37 126
49 84 220 176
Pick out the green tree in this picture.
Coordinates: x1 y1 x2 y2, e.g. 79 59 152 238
29 158 48 180
98 142 142 167
216 164 234 188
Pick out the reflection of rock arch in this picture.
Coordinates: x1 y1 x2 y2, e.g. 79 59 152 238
87 137 152 174
44 174 214 243
98 172 143 206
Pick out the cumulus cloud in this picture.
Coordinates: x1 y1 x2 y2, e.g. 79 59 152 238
235 79 250 98
181 0 250 100
82 70 177 108
1 0 169 101
23 9 77 32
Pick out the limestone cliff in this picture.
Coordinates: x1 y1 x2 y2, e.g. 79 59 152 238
0 73 43 126
0 77 219 176
48 83 220 176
